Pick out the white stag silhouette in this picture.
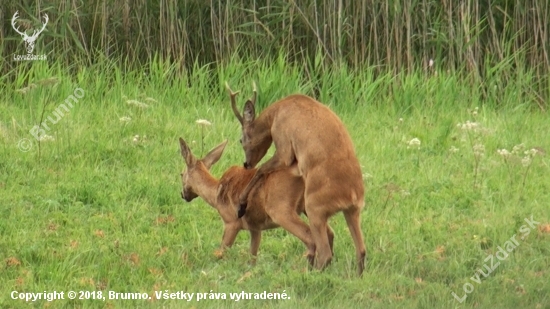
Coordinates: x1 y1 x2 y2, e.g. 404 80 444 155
11 11 49 54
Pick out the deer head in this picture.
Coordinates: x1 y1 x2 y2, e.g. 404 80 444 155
179 137 227 202
226 82 270 169
12 11 49 54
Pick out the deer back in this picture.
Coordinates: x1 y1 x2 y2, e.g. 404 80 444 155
248 94 364 204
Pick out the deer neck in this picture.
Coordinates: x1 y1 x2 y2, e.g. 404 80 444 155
258 107 275 128
194 170 220 209
254 110 275 141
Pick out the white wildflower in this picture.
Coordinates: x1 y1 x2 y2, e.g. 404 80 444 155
133 135 139 143
497 149 511 157
398 118 404 123
458 120 480 131
532 147 545 156
119 116 131 123
407 138 421 149
449 146 459 153
511 143 524 155
473 143 485 157
196 119 212 126
126 100 149 109
524 148 538 158
39 134 55 142
15 83 37 94
428 59 434 67
521 156 531 167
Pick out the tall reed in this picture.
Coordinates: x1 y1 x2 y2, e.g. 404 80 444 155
1 0 548 106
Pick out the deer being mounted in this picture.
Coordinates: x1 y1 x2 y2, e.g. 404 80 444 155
226 82 366 275
11 11 49 54
178 137 334 265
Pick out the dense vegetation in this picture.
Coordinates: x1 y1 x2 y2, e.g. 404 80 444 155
2 0 549 107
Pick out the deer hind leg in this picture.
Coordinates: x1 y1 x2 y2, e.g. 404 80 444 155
268 208 316 266
343 206 366 276
304 205 332 270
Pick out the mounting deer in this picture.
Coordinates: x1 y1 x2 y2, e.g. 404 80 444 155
226 82 366 275
11 11 49 54
178 137 334 265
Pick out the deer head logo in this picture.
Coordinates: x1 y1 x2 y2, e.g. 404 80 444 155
11 11 49 54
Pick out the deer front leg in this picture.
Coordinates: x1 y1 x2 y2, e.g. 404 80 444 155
238 154 285 218
249 230 262 265
216 223 240 258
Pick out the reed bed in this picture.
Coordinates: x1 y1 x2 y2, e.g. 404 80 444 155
1 0 548 107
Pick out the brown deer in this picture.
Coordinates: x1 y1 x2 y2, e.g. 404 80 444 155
226 83 366 275
178 137 334 265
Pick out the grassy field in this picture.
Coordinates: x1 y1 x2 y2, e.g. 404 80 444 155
0 58 549 309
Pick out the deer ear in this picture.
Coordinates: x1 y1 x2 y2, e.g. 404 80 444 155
243 100 255 124
202 140 228 169
179 137 195 166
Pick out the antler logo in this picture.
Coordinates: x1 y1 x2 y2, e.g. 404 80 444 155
11 11 49 54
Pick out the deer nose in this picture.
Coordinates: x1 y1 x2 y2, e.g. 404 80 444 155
243 162 249 169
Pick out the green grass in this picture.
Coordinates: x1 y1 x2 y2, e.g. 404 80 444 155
0 58 549 309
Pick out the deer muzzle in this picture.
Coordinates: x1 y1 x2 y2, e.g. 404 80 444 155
181 190 197 202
